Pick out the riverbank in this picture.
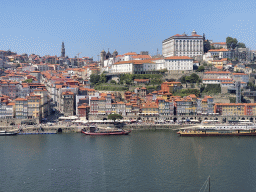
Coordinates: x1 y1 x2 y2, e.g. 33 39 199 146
0 123 191 133
124 124 190 131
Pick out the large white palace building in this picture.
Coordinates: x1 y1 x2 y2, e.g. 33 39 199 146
162 30 204 58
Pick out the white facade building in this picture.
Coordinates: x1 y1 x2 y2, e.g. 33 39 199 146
208 49 231 59
164 56 193 71
162 30 204 58
111 61 134 74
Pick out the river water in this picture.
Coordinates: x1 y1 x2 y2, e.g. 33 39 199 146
1 130 256 192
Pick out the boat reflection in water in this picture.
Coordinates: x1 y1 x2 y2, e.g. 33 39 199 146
177 121 256 137
81 125 131 135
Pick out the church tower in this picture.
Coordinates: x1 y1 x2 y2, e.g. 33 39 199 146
100 49 106 67
61 42 65 57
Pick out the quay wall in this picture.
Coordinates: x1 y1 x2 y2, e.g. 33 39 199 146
124 124 189 131
0 124 189 133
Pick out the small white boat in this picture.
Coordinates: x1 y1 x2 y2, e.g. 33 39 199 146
0 130 18 136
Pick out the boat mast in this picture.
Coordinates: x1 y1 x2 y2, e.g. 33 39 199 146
209 176 210 192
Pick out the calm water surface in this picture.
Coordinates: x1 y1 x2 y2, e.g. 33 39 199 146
1 130 256 192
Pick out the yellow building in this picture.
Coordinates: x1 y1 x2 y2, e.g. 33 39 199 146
215 103 246 116
27 95 41 119
34 89 50 118
141 102 158 115
208 58 228 68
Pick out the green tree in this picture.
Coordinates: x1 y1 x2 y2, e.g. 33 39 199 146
180 76 186 84
226 37 238 49
90 74 100 85
237 42 246 48
185 76 191 83
189 73 200 83
204 40 211 53
22 78 33 83
202 84 221 94
248 82 256 91
108 113 123 122
196 66 205 72
99 73 107 84
110 80 116 84
229 97 236 103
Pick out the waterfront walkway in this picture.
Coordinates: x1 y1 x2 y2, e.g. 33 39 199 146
0 123 189 133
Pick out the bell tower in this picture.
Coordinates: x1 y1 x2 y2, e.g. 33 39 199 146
61 42 65 57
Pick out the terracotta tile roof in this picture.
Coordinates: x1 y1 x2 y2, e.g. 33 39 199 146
173 34 182 36
56 85 62 89
191 34 202 37
132 55 152 59
134 79 149 82
203 78 232 81
90 97 99 101
165 56 193 60
204 71 231 74
15 98 27 101
114 60 156 65
78 105 89 109
215 103 245 106
62 91 74 95
212 42 226 45
208 48 229 52
123 52 138 56
188 94 197 98
141 102 158 108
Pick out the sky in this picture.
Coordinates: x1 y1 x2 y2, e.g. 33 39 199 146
1 0 256 60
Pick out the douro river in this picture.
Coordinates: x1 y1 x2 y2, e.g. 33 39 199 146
1 130 256 191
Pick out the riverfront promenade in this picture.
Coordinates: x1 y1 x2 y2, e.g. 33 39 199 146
0 123 190 133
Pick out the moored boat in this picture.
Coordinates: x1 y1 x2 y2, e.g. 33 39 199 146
0 130 18 136
177 123 256 136
81 125 131 135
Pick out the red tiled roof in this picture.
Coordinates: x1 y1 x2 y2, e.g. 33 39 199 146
212 42 226 45
203 78 232 81
208 48 229 52
90 97 99 101
165 56 193 60
191 34 202 37
132 55 152 59
204 71 231 74
123 52 138 56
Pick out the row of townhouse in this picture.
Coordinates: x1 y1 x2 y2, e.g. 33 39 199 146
175 95 214 115
4 89 50 121
0 84 51 120
0 80 49 99
86 93 214 120
0 94 42 120
214 103 256 116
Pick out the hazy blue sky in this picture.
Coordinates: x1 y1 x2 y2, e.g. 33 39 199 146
1 0 256 59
